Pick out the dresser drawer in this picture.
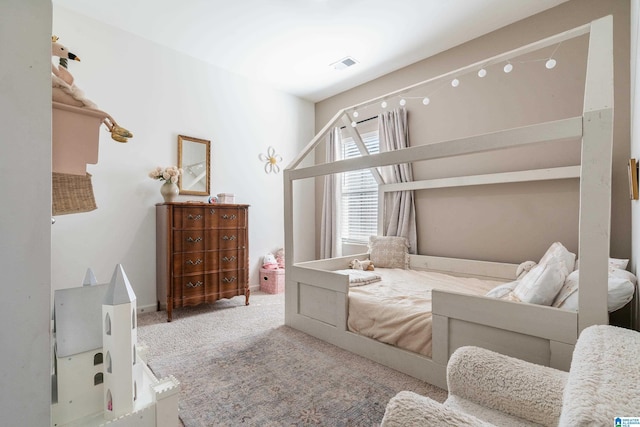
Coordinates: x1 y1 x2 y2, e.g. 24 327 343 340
173 272 246 306
219 269 247 297
174 274 205 303
173 230 206 252
172 273 220 306
172 249 246 275
174 206 207 229
218 249 242 271
208 206 247 229
172 251 217 275
219 271 240 295
173 230 246 253
173 206 247 230
216 230 246 249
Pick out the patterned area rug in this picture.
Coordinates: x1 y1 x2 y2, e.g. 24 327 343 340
138 292 446 426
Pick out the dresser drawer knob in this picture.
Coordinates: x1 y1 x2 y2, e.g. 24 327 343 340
186 258 203 265
222 276 237 283
186 281 203 288
209 208 216 214
187 214 203 221
186 236 202 243
222 214 237 220
222 235 237 241
222 256 237 262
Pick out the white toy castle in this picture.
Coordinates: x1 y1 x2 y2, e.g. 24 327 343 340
51 265 180 427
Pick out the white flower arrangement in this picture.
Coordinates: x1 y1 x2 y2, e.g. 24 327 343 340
148 166 182 184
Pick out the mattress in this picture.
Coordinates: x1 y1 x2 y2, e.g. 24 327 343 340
347 268 502 358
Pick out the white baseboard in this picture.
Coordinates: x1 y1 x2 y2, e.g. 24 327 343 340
137 303 158 314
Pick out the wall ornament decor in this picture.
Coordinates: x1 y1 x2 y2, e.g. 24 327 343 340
259 146 283 174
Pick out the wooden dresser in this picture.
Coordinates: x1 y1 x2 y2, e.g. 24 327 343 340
156 202 249 321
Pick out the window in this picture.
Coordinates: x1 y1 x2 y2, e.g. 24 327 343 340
340 130 379 244
94 372 103 386
104 313 111 335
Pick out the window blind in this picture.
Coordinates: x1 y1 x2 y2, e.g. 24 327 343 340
340 131 379 244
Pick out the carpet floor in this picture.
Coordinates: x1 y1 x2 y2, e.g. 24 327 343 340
138 291 446 426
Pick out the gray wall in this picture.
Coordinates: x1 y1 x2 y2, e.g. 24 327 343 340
315 0 630 264
0 0 52 424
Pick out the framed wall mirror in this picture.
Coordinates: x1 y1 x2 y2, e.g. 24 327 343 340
178 135 210 196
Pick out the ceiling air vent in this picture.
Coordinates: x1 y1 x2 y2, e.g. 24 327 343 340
331 56 358 71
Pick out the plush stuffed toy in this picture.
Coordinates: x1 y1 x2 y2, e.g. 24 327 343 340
349 259 375 271
275 248 285 269
51 35 133 143
51 36 97 109
516 260 537 279
262 252 279 270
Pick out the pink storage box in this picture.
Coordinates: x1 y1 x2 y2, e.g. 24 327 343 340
260 268 285 294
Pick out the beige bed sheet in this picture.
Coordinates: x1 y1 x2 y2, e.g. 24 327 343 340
347 268 502 358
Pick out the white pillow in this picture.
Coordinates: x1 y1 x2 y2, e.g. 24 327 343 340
553 270 636 312
510 258 568 305
367 236 409 269
609 267 637 285
538 242 576 274
607 277 635 311
485 281 518 299
552 269 579 308
609 258 630 270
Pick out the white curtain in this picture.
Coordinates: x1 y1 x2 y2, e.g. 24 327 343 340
320 128 342 259
378 108 417 254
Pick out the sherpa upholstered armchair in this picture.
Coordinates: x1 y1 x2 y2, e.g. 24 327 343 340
381 325 640 426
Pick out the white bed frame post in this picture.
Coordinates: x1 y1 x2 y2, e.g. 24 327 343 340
577 15 614 332
283 168 295 326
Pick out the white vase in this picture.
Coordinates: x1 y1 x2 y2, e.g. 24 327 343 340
160 181 179 203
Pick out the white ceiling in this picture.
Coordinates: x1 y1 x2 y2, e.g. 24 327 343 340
52 0 569 102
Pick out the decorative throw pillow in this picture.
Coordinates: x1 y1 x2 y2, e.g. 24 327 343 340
608 258 630 270
368 236 409 269
538 242 576 274
552 269 636 312
605 276 635 311
510 258 568 305
609 267 637 285
551 269 580 308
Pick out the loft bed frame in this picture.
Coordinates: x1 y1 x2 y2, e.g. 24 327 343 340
283 16 613 389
